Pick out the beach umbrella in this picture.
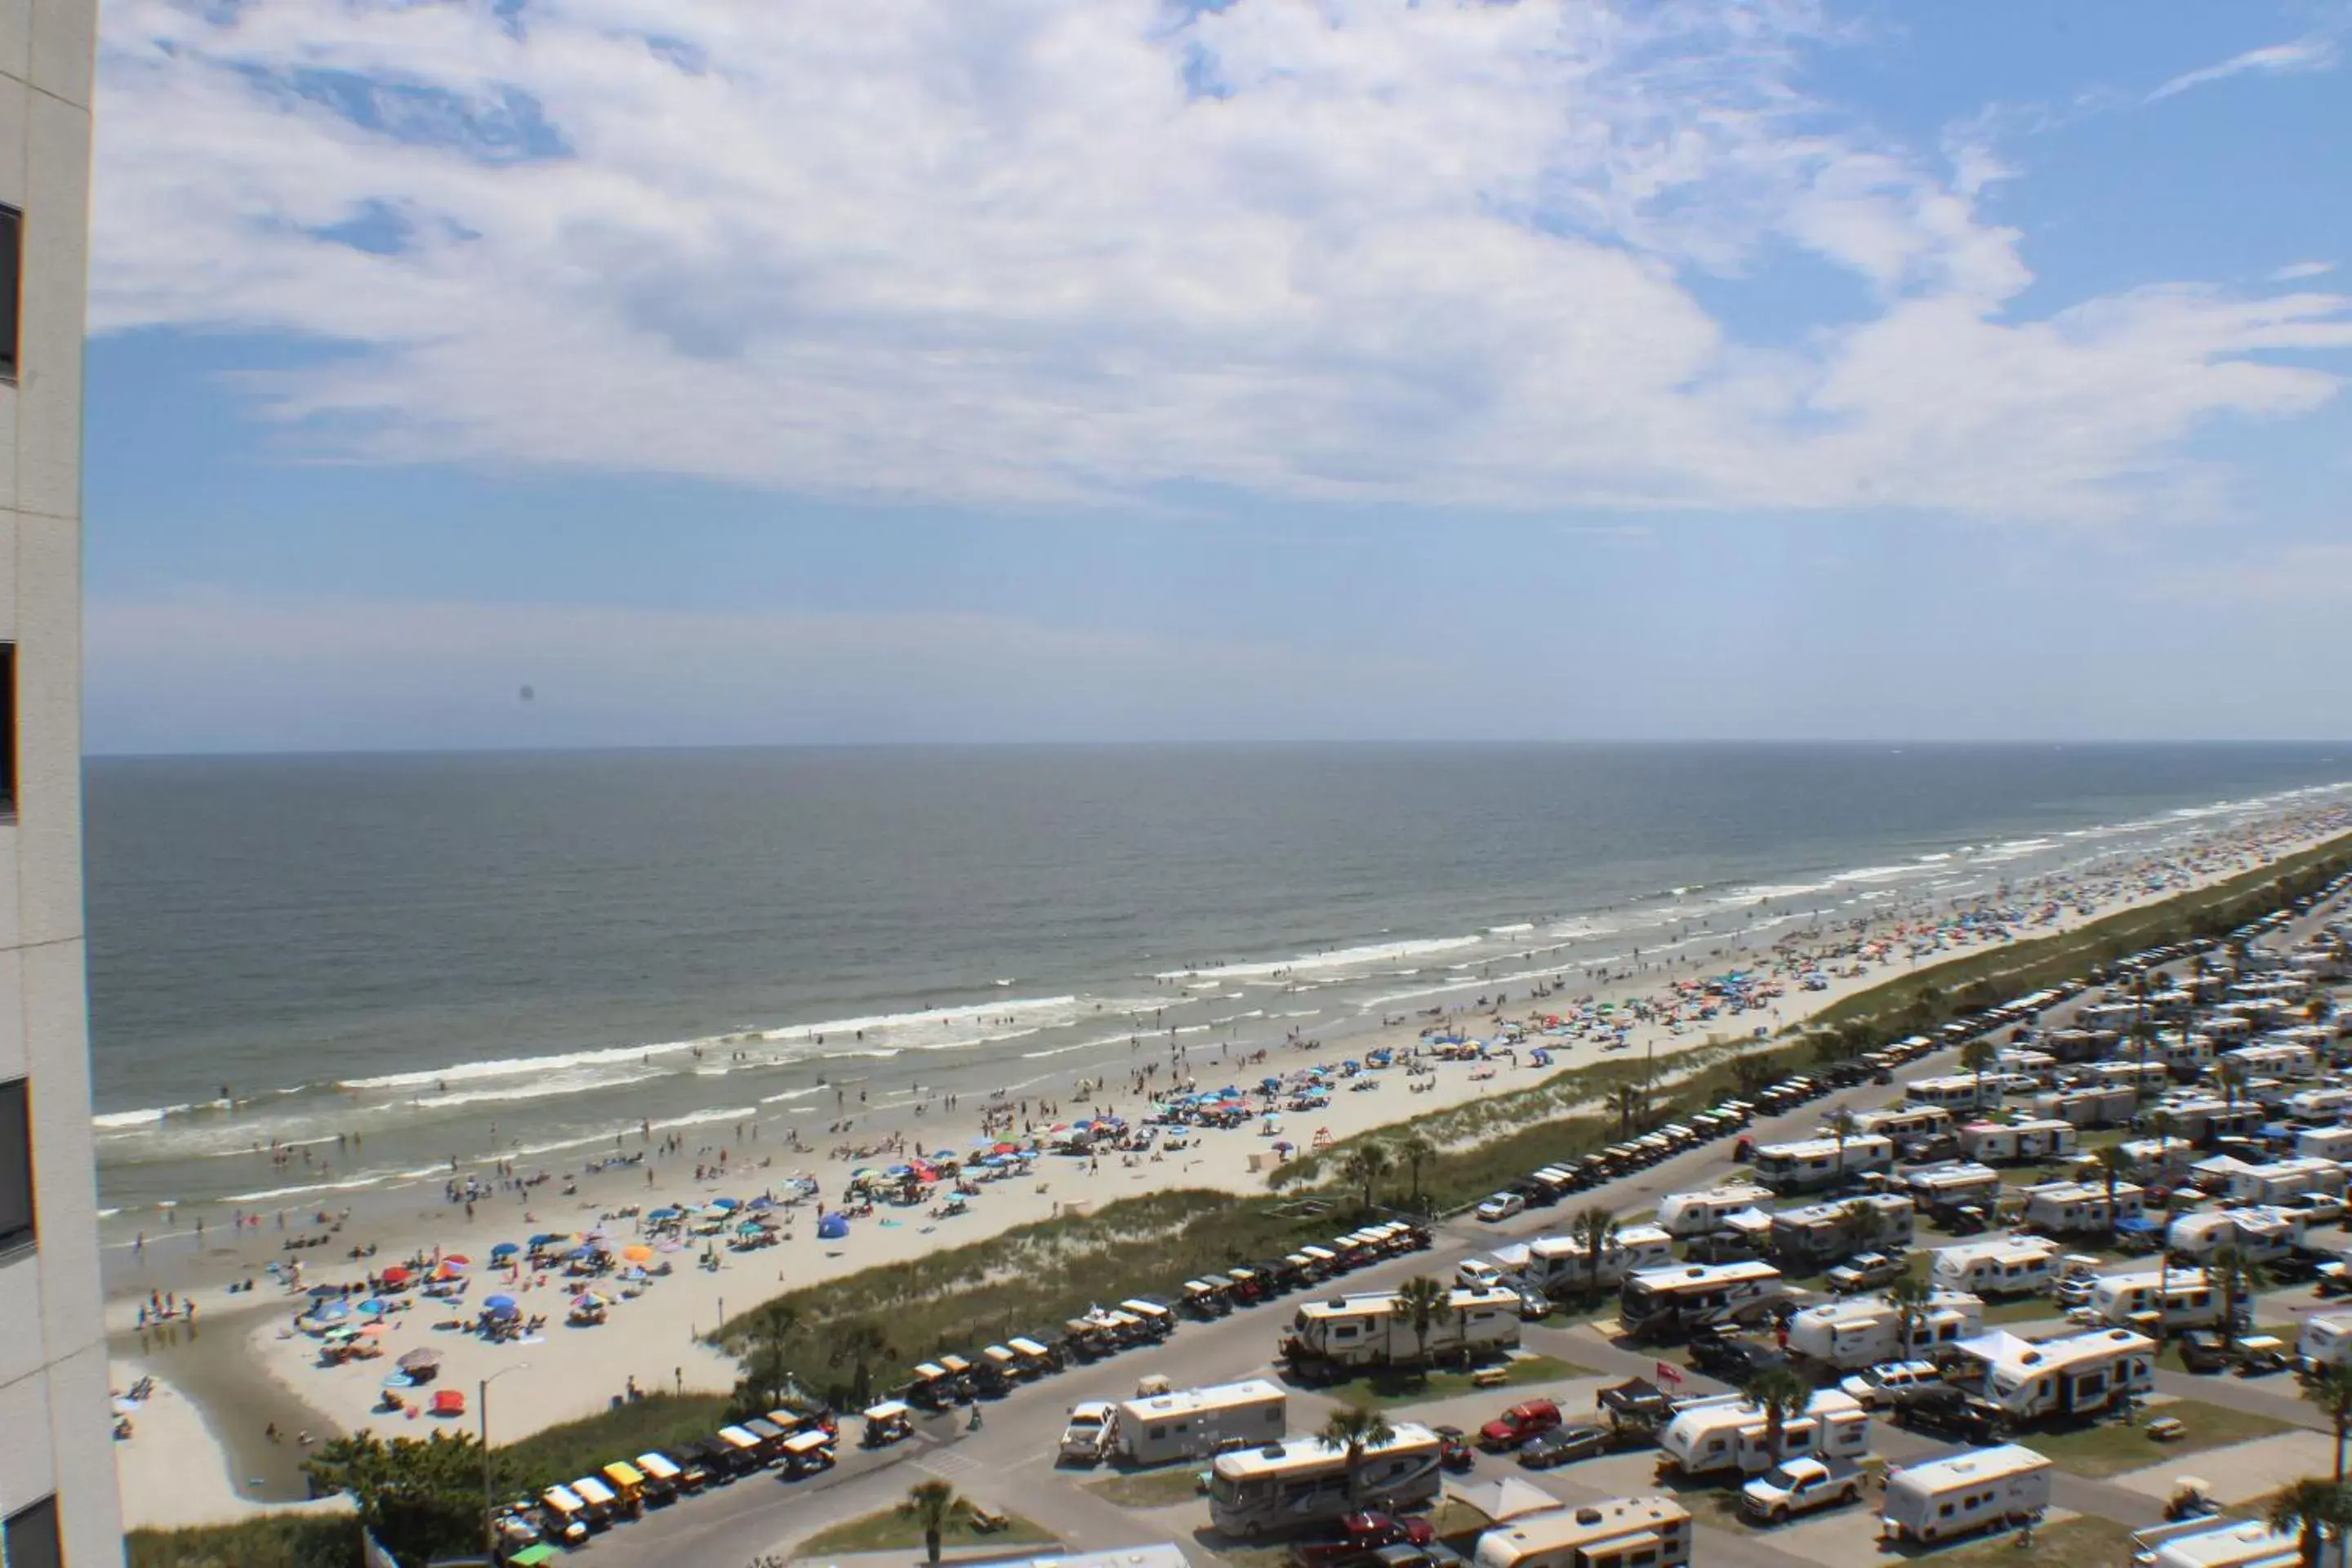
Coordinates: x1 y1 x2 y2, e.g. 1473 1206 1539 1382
646 1206 680 1220
572 1292 606 1309
885 1164 912 1176
315 1302 350 1321
529 1232 564 1245
305 1284 343 1298
484 1302 519 1321
488 1242 520 1258
737 1219 761 1234
709 1196 739 1210
483 1293 516 1312
443 1254 471 1266
357 1298 391 1316
566 1246 594 1260
747 1196 774 1210
621 1244 653 1263
398 1350 441 1373
379 1265 411 1285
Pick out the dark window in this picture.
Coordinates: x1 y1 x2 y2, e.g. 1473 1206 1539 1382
1 643 15 817
0 206 16 379
0 1077 32 1258
3 1494 61 1568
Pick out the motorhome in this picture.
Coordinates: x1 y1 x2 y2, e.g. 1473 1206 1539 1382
1110 1379 1288 1465
1524 1226 1674 1295
1750 1134 1894 1193
2020 1179 2142 1236
1769 1194 1913 1266
1878 1446 2052 1545
1851 1107 1954 1147
1655 1390 1869 1479
1472 1498 1694 1568
2165 1206 2306 1265
1654 1185 1775 1238
2132 1517 2305 1568
1784 1290 1984 1374
2032 1085 2140 1129
1278 1286 1521 1374
1959 1120 2078 1165
2088 1268 2223 1331
2299 1314 2352 1370
1615 1261 1785 1342
2226 1042 2319 1080
1930 1236 2060 1298
1906 1075 2003 1110
1896 1161 2005 1215
1962 1327 2156 1420
2190 1155 2345 1205
1205 1423 1444 1539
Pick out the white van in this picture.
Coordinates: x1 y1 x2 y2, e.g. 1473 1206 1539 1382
1879 1446 2051 1544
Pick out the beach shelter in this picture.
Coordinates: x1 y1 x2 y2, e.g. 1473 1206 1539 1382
816 1212 849 1241
488 1241 520 1258
396 1348 442 1372
430 1388 466 1416
621 1243 654 1263
378 1265 411 1286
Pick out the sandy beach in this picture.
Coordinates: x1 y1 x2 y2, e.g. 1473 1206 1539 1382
104 800 2352 1530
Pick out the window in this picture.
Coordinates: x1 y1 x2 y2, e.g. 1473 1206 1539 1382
0 207 16 379
3 1494 61 1568
0 643 13 818
0 1077 32 1258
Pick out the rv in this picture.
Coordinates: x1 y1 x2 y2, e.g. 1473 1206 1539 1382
1769 1194 1912 1266
1615 1261 1784 1342
1751 1134 1894 1193
2300 1127 2352 1163
2140 1098 2265 1143
2226 1042 2319 1080
1897 1161 2005 1215
1878 1446 2052 1545
1784 1290 1984 1374
2032 1085 2140 1129
1654 1390 1870 1480
1655 1184 1774 1238
1111 1379 1287 1465
2298 1314 2352 1371
1278 1286 1521 1374
2165 1206 2306 1265
1963 1327 2156 1420
1930 1237 2060 1298
1205 1423 1444 1539
1524 1226 1674 1295
1472 1498 1694 1568
1851 1107 1955 1147
1906 1075 2003 1110
2133 1517 2305 1568
1960 1120 2078 1165
2087 1268 2223 1331
2020 1179 2142 1236
2190 1155 2345 1205
2094 1062 2173 1098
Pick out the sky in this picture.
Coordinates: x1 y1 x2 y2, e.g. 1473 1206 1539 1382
82 0 2352 752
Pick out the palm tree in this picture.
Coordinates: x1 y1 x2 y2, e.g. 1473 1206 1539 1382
902 1478 969 1566
828 1318 894 1408
2265 1477 2352 1568
1960 1038 1998 1110
1828 1107 1859 1175
732 1301 804 1414
1391 1276 1456 1374
1317 1404 1396 1504
1569 1206 1619 1299
2308 992 2338 1028
1396 1133 1438 1207
2302 1361 2352 1481
2129 1016 2158 1090
1884 1272 1936 1358
1612 1082 1649 1139
1839 1199 1878 1255
1339 1142 1394 1215
2093 1143 2132 1243
2211 1243 2270 1335
1740 1366 1815 1463
2219 1058 2249 1109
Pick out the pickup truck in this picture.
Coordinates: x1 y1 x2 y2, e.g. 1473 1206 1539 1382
1058 1403 1113 1463
1477 1399 1561 1450
1287 1512 1434 1568
1824 1252 1906 1294
1740 1457 1865 1523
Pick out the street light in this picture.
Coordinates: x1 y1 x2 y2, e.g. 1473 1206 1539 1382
480 1362 530 1554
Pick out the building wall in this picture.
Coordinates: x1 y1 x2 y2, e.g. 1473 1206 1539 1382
0 0 117 1560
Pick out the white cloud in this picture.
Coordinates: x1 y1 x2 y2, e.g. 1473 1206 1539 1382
2274 261 2339 282
90 0 2352 523
2148 34 2341 101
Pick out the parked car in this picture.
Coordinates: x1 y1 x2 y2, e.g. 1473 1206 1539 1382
1741 1457 1866 1523
1510 1283 1551 1321
1825 1252 1908 1294
1892 1383 2011 1444
1476 1192 1526 1223
1838 1360 1945 1410
1290 1513 1435 1568
1516 1424 1609 1470
1456 1259 1507 1291
1688 1334 1787 1382
1477 1399 1561 1450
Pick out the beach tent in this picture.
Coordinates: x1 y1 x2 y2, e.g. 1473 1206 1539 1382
430 1388 466 1416
817 1213 849 1241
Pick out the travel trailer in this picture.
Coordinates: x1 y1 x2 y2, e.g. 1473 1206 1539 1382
1959 1120 2078 1165
2020 1179 2142 1236
2165 1206 2305 1266
1930 1236 2060 1298
2088 1269 2223 1332
2132 1517 2305 1568
1851 1107 1954 1147
2297 1313 2352 1371
1906 1075 2005 1110
1654 1185 1774 1238
1205 1423 1444 1538
1784 1291 1984 1374
1769 1194 1913 1267
1110 1379 1287 1465
1615 1261 1784 1342
1654 1390 1870 1480
1878 1446 2052 1544
1524 1226 1674 1295
1472 1498 1694 1568
2190 1156 2345 1205
1962 1327 2156 1421
1750 1134 1894 1193
1278 1287 1521 1374
2032 1085 2140 1129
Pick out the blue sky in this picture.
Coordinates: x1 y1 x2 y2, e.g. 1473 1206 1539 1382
83 0 2352 751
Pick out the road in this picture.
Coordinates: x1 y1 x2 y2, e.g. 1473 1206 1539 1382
583 886 2351 1568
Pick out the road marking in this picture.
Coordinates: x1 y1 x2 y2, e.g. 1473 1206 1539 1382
917 1449 989 1480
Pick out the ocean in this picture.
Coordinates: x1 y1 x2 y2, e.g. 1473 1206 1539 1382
82 742 2352 1224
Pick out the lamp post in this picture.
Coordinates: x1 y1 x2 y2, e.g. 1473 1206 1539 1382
480 1362 530 1554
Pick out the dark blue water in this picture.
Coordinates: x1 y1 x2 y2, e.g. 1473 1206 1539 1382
81 742 2352 1214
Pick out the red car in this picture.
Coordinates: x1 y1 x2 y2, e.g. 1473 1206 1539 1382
1477 1398 1561 1450
1289 1513 1435 1568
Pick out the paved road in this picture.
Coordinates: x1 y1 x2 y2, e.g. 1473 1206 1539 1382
581 885 2352 1567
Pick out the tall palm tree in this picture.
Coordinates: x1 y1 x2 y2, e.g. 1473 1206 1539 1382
2302 1361 2352 1481
2093 1143 2132 1243
1396 1133 1438 1207
2219 1058 2249 1109
1612 1082 1649 1139
903 1479 970 1566
1839 1199 1878 1256
2265 1477 2352 1568
1317 1404 1396 1504
829 1318 894 1408
1884 1272 1936 1358
2307 992 2338 1028
1828 1107 1859 1175
1391 1276 1457 1374
1569 1206 1619 1298
1339 1143 1394 1215
1740 1366 1815 1463
2210 1244 2270 1335
1959 1038 1998 1110
2129 1016 2158 1091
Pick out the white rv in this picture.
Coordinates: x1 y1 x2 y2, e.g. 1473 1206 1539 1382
1961 1327 2156 1420
1524 1227 1673 1295
1206 1424 1444 1539
2088 1269 2223 1332
1654 1390 1869 1480
2191 1156 2345 1205
2020 1179 2142 1236
1768 1194 1913 1266
1906 1075 2002 1110
1751 1134 1894 1193
2298 1314 2352 1371
1110 1379 1287 1465
1278 1286 1521 1371
2139 1518 2307 1568
1851 1107 1954 1146
2299 1128 2352 1163
2165 1206 2305 1265
1959 1120 2078 1165
2032 1084 2140 1129
1784 1291 1984 1374
1897 1161 2005 1213
1929 1236 2059 1298
1878 1446 2051 1545
1615 1261 1784 1341
1472 1497 1694 1568
1655 1184 1773 1237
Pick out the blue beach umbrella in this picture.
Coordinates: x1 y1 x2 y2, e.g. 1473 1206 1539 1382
646 1205 680 1220
489 1242 520 1258
358 1298 391 1315
816 1213 849 1241
709 1196 740 1210
314 1302 350 1321
483 1293 517 1312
